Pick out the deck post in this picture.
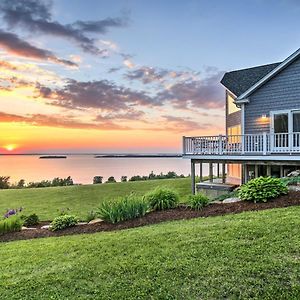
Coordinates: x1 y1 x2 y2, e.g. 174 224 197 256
254 165 259 178
267 165 271 177
244 164 248 183
191 160 196 195
218 135 223 155
199 162 203 182
217 163 220 178
209 162 213 182
182 136 186 155
241 164 245 184
263 132 267 155
222 163 226 183
280 165 284 178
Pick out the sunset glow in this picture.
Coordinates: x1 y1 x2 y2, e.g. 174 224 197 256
4 144 17 152
0 0 296 153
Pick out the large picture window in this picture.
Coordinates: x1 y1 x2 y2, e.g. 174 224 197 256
227 93 240 115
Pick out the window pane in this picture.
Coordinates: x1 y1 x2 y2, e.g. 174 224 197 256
274 114 288 133
293 112 300 132
227 93 240 114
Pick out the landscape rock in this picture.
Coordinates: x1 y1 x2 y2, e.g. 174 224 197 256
22 226 37 230
288 185 300 191
41 225 52 230
287 170 300 177
222 197 242 203
88 218 103 224
76 222 88 226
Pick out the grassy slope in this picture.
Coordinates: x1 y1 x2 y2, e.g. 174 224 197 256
0 178 191 220
1 206 300 299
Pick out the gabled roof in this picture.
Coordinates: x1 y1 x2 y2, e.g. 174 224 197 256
221 48 300 104
236 48 300 102
221 62 281 97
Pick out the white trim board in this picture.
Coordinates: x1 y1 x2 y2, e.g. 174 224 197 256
182 155 300 162
236 48 300 103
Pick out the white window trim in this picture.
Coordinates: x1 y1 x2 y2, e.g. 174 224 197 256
270 108 300 134
270 108 300 151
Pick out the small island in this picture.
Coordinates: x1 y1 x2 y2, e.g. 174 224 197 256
39 156 67 159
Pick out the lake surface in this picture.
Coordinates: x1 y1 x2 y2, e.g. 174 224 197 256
0 155 210 184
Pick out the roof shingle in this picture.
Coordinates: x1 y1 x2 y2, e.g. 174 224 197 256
221 62 281 96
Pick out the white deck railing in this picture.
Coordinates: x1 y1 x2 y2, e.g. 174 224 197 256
183 133 300 156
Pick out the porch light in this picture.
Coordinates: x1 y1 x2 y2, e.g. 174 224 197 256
261 114 267 119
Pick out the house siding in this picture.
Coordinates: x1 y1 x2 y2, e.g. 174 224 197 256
244 57 300 134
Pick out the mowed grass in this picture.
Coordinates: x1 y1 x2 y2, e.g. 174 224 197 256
1 206 300 299
0 178 191 220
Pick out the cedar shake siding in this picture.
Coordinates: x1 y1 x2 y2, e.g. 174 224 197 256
244 57 300 134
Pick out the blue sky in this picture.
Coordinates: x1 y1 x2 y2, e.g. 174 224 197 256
53 0 300 72
0 0 300 153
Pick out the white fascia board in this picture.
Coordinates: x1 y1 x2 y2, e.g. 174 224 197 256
220 83 238 98
235 48 300 103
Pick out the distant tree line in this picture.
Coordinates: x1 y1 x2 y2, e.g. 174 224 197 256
0 176 74 189
93 171 186 184
0 171 186 189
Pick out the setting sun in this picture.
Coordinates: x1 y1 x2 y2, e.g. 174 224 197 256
4 144 17 151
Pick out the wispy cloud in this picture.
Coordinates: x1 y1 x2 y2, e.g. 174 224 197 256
0 30 78 67
35 79 159 111
157 71 224 109
0 0 128 56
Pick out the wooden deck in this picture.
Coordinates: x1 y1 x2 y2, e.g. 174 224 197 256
183 133 300 161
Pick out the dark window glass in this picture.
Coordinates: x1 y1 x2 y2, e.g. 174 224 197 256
274 114 288 133
293 112 300 132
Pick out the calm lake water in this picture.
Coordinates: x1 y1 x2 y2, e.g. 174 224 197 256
0 155 210 184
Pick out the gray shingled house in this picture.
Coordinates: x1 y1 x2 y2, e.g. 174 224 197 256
183 48 300 194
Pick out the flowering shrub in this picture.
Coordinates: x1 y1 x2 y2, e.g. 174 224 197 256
3 207 23 219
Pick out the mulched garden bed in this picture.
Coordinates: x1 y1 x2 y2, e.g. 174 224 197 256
2 191 300 243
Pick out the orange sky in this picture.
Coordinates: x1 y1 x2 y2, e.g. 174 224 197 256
0 0 225 153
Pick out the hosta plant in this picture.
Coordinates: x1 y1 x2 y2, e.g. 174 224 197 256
51 215 78 231
238 176 288 203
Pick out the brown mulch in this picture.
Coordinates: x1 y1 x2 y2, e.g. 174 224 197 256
2 191 300 243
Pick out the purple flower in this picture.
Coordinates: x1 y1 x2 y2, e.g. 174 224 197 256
3 208 22 218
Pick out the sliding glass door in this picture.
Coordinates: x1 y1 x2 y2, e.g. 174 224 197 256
293 111 300 148
271 110 300 151
272 112 289 150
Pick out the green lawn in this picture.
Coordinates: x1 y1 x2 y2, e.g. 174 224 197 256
0 178 191 220
1 206 300 299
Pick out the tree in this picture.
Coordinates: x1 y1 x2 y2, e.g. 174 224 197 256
121 176 127 182
0 176 10 189
93 176 103 184
17 179 25 188
106 176 116 183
